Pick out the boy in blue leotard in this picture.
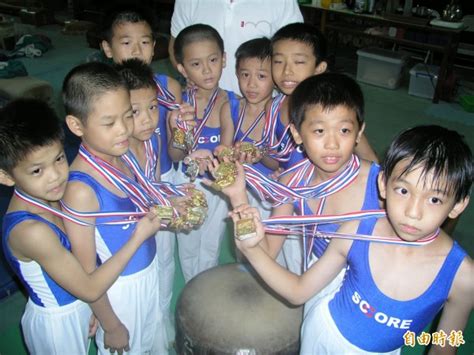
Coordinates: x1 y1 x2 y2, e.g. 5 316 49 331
214 73 382 304
232 124 472 354
62 62 168 354
101 6 187 337
0 99 162 355
170 24 238 282
217 38 275 216
115 58 192 347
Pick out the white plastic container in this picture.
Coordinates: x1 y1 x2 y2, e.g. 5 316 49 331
408 63 439 99
356 48 407 89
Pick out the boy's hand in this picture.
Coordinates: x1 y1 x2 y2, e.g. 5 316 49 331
168 103 195 130
133 212 162 241
213 144 232 162
230 204 265 251
203 158 246 198
234 141 263 164
186 149 213 175
88 314 99 337
104 322 130 354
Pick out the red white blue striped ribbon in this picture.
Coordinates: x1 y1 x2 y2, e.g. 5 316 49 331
122 151 171 208
244 154 360 207
259 94 285 146
155 80 180 111
261 210 440 247
186 87 220 151
15 189 143 226
233 101 266 142
77 145 154 212
259 94 296 162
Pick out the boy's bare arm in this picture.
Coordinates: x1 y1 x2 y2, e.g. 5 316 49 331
355 133 379 163
262 202 295 258
168 36 178 70
8 214 160 303
428 257 473 355
63 181 130 352
218 101 235 148
232 206 348 305
167 76 183 104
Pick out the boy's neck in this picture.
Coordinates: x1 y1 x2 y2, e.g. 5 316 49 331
128 137 145 154
195 86 219 101
244 97 270 113
82 142 122 167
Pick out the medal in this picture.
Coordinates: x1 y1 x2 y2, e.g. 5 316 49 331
211 161 237 191
235 218 257 241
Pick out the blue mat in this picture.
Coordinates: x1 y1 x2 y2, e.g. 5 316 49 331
425 102 474 126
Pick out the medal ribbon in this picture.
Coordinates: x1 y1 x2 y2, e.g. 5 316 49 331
259 94 285 146
186 87 220 151
155 78 180 111
233 101 266 142
261 210 440 247
244 154 360 207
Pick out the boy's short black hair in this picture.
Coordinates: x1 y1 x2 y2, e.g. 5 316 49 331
0 99 64 173
383 125 473 203
62 62 127 123
101 3 156 43
235 37 271 70
271 23 327 65
173 24 224 64
289 73 364 131
115 58 156 91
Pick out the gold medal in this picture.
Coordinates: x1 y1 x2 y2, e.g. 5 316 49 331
150 205 174 220
211 161 237 191
235 218 257 241
172 128 187 150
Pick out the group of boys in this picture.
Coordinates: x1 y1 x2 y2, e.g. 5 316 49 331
0 4 472 355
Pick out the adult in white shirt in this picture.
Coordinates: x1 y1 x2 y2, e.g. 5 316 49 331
169 0 303 94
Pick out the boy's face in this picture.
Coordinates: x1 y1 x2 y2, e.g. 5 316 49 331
130 87 159 142
290 104 363 177
177 40 226 91
236 57 273 105
379 162 468 242
272 39 326 96
102 21 155 64
68 88 134 159
4 141 68 203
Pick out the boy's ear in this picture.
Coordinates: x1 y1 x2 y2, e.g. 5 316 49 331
314 61 328 75
0 170 15 187
377 171 387 200
65 115 85 138
356 122 366 144
176 63 187 79
448 197 469 219
101 40 113 59
222 51 227 69
289 123 303 145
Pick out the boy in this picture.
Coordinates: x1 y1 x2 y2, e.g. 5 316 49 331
171 24 239 282
232 124 473 354
217 37 275 215
101 8 185 335
100 5 182 184
0 98 162 354
214 73 382 303
264 22 377 170
62 62 167 354
115 58 191 346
